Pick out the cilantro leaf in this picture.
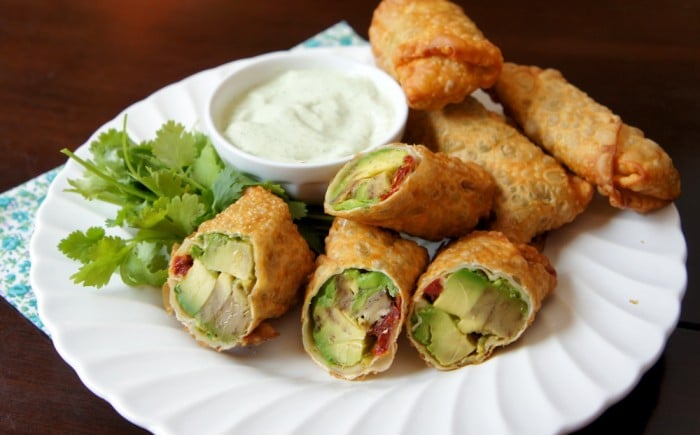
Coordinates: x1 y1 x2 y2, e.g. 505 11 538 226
151 121 199 169
58 227 107 263
211 166 257 213
120 241 169 287
191 140 224 189
68 235 129 288
166 193 206 236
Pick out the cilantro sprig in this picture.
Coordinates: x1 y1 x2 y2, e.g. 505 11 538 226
58 118 329 289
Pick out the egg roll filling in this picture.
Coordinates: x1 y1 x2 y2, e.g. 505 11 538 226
170 232 255 343
310 268 401 368
326 147 416 210
411 268 529 366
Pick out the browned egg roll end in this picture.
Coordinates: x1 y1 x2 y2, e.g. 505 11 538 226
369 0 503 110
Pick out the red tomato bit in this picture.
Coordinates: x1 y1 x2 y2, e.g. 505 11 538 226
371 301 401 356
380 155 416 201
172 255 193 276
423 279 443 303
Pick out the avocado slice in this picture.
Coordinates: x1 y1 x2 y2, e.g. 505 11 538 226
328 147 409 210
413 268 532 364
174 259 217 316
312 306 365 367
455 286 499 334
412 305 475 366
310 268 398 366
198 234 254 283
173 232 256 344
433 269 488 318
456 283 528 339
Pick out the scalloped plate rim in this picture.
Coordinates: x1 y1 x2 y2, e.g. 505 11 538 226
30 46 687 435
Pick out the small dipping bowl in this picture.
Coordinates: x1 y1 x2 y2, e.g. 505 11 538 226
204 50 408 204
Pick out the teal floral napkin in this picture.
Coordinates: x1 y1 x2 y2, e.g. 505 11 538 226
0 21 367 335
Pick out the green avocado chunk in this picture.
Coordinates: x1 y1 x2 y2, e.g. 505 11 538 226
310 268 397 367
198 233 254 283
413 268 530 363
175 259 217 316
412 305 475 366
174 233 255 341
433 268 488 318
328 147 408 210
313 306 366 367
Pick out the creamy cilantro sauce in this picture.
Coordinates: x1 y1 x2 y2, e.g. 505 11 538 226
223 69 395 163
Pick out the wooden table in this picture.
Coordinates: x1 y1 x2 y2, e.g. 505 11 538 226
2 1 698 433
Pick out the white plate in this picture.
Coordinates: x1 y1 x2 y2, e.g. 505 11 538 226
31 46 687 435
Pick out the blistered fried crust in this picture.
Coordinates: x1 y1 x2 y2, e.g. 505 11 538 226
301 218 429 380
405 97 593 243
369 0 503 110
410 231 557 369
166 186 315 350
493 62 681 212
325 144 496 241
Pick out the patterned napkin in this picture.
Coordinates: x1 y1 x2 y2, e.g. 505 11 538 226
0 21 368 335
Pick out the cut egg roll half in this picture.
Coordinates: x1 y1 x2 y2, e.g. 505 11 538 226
407 231 556 369
324 143 495 241
164 186 315 350
302 218 428 380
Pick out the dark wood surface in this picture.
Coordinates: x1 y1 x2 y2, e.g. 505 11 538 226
1 1 698 433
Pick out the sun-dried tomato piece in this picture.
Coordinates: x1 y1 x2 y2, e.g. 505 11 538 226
171 255 193 276
423 279 443 303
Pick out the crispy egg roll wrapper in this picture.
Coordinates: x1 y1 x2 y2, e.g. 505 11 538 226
407 231 556 370
369 0 503 110
164 186 315 350
324 143 496 241
493 62 681 212
405 96 594 243
302 218 429 380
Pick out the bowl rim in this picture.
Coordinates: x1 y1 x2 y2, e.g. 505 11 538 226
203 49 408 173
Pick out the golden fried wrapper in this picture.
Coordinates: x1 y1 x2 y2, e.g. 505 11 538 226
369 0 503 110
405 96 593 243
493 62 681 212
301 218 428 380
164 186 314 351
407 231 556 370
324 143 496 241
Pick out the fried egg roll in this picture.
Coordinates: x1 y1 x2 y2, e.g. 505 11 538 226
369 0 503 110
407 231 556 370
302 218 428 380
163 186 315 350
405 96 594 243
324 143 495 241
493 62 681 212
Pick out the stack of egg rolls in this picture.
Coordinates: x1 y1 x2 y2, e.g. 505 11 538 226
302 218 428 380
324 143 496 241
163 186 314 350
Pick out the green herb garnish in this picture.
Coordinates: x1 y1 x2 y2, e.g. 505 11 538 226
58 117 329 289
